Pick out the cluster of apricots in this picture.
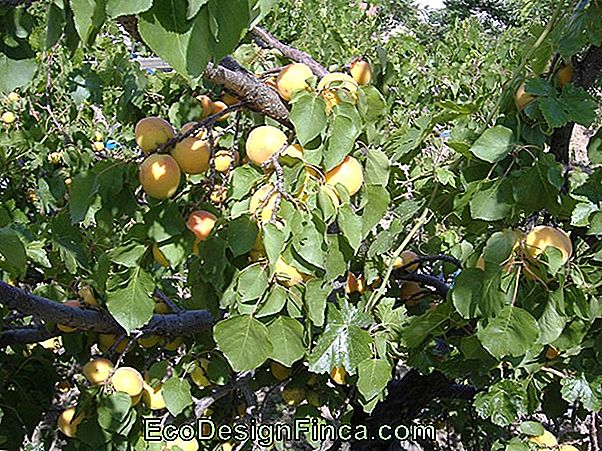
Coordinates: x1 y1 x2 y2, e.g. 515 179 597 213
2 91 20 124
515 62 574 111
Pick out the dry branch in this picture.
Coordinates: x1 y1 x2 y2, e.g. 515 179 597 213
251 27 329 78
0 281 213 347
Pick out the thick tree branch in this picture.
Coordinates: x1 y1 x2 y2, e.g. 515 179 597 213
251 27 329 78
0 281 213 347
0 325 57 347
551 45 602 163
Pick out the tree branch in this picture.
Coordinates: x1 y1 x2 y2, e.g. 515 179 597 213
0 281 213 347
0 325 57 347
551 45 602 163
251 27 329 78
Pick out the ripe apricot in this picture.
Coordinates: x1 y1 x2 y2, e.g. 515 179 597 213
111 366 144 397
211 100 230 121
2 111 16 124
171 136 211 174
191 358 211 388
186 210 217 244
78 285 98 307
83 357 114 385
142 382 166 410
393 250 419 271
134 117 175 153
400 282 422 306
7 92 20 102
515 83 535 111
197 94 214 118
350 59 372 85
529 430 557 447
325 155 364 196
282 386 305 405
97 334 128 353
317 72 359 93
167 437 199 451
276 63 313 100
214 150 239 172
330 366 346 385
557 64 574 88
139 154 181 199
524 226 572 264
57 407 83 438
58 300 82 333
270 361 292 381
210 185 228 203
250 184 278 222
245 126 287 166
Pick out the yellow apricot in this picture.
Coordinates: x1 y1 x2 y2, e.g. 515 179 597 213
138 334 160 348
524 226 572 264
559 445 580 451
111 367 144 396
134 117 175 153
282 386 305 405
214 150 239 172
210 100 230 121
245 126 287 166
83 357 114 385
171 136 211 174
139 154 181 199
154 301 171 314
57 407 82 438
2 111 16 124
167 437 199 451
7 92 20 102
320 184 340 209
93 141 104 152
276 63 313 100
515 83 535 111
393 250 419 271
58 300 83 333
197 94 214 119
164 337 183 351
400 282 422 306
350 59 372 85
325 155 364 196
250 184 278 222
330 366 346 385
317 72 359 93
98 334 127 353
210 185 228 204
191 359 211 388
545 346 560 359
275 256 305 287
282 144 304 160
557 64 574 88
152 242 170 267
529 430 558 447
142 382 166 410
270 362 292 381
78 285 98 307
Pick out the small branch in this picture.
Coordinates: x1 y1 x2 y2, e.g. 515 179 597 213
0 281 213 347
395 272 451 297
251 27 329 78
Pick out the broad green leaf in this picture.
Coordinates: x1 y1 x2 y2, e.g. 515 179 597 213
267 316 305 367
451 269 484 319
483 230 517 265
162 377 193 417
0 54 37 93
470 179 514 221
107 0 153 18
477 307 539 358
470 125 514 163
519 421 544 437
106 267 155 333
46 3 65 49
560 374 602 411
231 166 262 200
588 127 602 164
0 228 27 277
538 290 567 345
361 185 389 237
257 285 287 317
290 93 327 146
474 380 528 426
308 303 372 374
97 392 131 431
69 172 98 223
304 280 329 327
227 216 258 257
292 220 324 269
108 242 147 267
71 0 106 44
338 205 362 252
357 359 391 401
324 104 361 171
237 264 269 302
214 315 273 371
364 149 389 186
187 0 210 19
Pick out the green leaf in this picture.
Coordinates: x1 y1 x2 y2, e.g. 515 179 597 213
474 380 528 426
97 392 131 432
305 280 329 327
227 216 258 257
364 150 389 186
361 185 389 237
560 374 602 411
106 267 155 334
338 205 362 252
106 0 153 18
451 269 484 319
519 421 544 437
237 264 269 302
214 315 273 371
187 0 210 19
470 179 514 221
230 166 262 200
256 285 287 318
290 92 327 146
357 359 391 400
0 228 27 277
538 290 567 345
70 0 106 45
0 54 37 94
587 127 602 164
470 126 514 163
477 306 539 358
139 0 211 78
267 316 305 367
162 377 193 417
108 242 147 267
324 104 361 171
308 302 372 374
292 220 324 269
69 172 98 223
46 3 65 49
